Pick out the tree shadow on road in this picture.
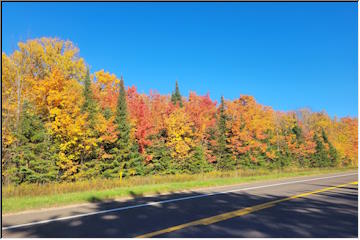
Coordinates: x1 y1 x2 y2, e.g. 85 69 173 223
2 184 358 238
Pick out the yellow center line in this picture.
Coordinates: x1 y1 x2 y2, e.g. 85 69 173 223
136 181 358 238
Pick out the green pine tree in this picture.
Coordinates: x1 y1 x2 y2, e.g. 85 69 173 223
183 145 213 174
81 68 97 128
171 80 183 107
13 101 58 184
101 77 144 178
292 123 303 143
312 130 334 168
321 129 339 167
79 68 100 179
216 96 234 170
328 144 339 167
145 134 176 175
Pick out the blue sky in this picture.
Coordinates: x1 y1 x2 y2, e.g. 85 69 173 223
2 2 358 118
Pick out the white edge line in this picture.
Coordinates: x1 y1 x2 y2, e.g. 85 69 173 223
2 172 357 230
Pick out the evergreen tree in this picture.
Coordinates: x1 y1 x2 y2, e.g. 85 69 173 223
115 76 131 144
274 145 292 169
312 130 335 168
79 68 99 179
182 145 213 174
101 77 144 178
321 129 339 167
81 68 97 128
103 107 113 120
13 101 58 184
144 130 176 175
145 138 174 175
292 123 303 143
328 144 339 167
171 80 183 107
216 96 234 170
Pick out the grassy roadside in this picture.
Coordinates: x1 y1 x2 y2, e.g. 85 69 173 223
2 167 357 214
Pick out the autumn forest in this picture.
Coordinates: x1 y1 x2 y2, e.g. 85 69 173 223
2 38 358 185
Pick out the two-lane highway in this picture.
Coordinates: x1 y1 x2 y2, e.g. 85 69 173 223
2 171 358 237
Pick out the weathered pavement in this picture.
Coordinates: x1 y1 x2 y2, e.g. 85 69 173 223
2 171 358 237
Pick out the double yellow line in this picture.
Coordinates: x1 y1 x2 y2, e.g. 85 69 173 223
136 181 358 238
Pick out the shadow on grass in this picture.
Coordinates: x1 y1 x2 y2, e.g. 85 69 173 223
87 196 105 203
128 190 144 199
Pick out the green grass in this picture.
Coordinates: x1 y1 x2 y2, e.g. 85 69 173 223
2 167 356 214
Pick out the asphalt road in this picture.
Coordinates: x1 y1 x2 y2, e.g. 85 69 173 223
2 171 358 238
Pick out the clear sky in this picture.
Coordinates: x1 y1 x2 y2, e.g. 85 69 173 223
2 2 358 118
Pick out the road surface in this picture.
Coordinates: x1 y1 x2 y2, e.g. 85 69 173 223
2 171 358 237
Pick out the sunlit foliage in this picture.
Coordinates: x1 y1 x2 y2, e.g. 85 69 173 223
2 37 357 184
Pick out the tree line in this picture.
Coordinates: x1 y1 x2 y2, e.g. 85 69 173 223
2 38 358 184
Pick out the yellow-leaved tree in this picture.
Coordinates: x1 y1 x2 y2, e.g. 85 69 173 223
165 108 195 161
